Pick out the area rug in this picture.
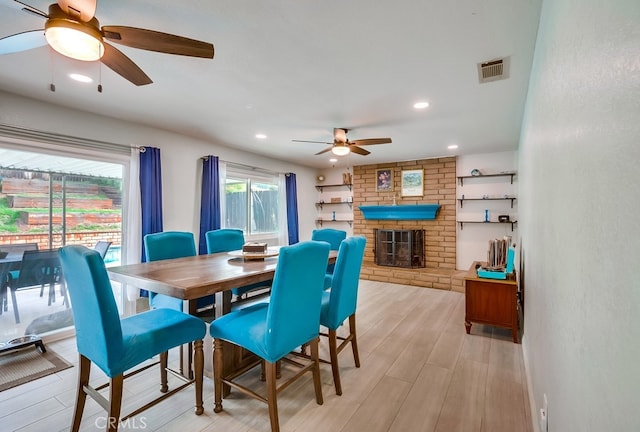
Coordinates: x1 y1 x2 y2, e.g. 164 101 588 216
0 347 72 392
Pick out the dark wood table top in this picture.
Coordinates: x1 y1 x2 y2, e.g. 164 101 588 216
107 249 337 301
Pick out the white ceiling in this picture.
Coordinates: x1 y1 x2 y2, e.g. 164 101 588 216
0 0 542 169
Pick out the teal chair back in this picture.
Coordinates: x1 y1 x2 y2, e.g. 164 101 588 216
312 228 346 277
264 241 330 359
311 228 347 250
58 245 124 374
205 229 245 253
321 236 366 329
144 231 198 310
205 229 270 298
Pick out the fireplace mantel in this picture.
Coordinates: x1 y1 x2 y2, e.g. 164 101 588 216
358 204 441 220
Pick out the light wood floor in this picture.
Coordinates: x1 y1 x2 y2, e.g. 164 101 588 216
0 280 533 432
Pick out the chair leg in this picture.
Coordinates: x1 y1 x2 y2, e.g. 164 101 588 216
193 340 204 415
10 288 19 324
107 375 124 432
328 329 342 396
159 352 169 393
71 354 91 432
309 337 324 405
265 360 280 432
349 314 360 368
213 338 223 413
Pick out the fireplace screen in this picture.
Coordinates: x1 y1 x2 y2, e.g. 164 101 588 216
375 229 425 268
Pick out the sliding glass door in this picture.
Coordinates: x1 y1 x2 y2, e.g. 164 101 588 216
0 148 124 342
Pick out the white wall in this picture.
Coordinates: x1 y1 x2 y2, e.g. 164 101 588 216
519 1 640 431
0 91 319 248
456 151 519 270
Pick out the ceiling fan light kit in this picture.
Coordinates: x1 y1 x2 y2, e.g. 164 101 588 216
45 5 104 61
332 145 350 156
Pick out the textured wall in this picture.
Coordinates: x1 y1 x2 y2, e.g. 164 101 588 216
519 0 640 430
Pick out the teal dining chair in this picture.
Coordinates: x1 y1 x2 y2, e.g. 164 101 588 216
319 235 366 395
58 245 206 432
144 231 213 311
311 228 347 289
209 240 330 432
205 228 272 300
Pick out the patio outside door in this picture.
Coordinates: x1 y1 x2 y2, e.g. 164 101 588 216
0 152 124 343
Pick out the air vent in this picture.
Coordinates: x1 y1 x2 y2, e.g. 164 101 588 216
477 57 510 83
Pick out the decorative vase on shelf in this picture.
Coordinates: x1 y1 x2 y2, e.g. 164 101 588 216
484 209 489 222
332 211 336 221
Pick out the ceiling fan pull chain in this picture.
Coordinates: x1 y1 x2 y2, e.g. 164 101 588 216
49 48 56 92
98 61 102 93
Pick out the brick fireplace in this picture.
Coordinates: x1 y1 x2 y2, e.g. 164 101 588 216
352 157 462 290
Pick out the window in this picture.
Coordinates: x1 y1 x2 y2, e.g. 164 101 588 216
224 166 279 238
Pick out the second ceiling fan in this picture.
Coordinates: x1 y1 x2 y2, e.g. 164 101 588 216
293 128 392 156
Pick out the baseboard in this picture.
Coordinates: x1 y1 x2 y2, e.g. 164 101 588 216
522 334 540 432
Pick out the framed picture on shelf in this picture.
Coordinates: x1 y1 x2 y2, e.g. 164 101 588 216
401 169 424 196
376 168 393 192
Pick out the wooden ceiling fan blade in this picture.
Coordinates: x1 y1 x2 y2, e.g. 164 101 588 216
5 0 48 18
292 139 332 144
101 42 153 86
57 0 96 22
102 26 214 58
351 138 392 146
315 146 334 155
350 146 370 156
0 30 46 55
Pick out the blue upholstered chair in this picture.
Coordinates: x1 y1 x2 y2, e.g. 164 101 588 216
144 231 213 311
210 240 330 432
319 235 366 395
205 228 272 299
58 245 206 432
311 228 347 289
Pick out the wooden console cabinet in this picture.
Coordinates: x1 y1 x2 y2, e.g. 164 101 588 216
464 261 519 343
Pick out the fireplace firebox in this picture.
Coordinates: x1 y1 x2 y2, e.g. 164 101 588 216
374 229 425 268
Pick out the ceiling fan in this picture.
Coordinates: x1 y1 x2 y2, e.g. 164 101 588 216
0 0 214 86
293 128 392 156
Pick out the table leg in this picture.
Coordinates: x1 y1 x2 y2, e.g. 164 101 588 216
465 320 471 334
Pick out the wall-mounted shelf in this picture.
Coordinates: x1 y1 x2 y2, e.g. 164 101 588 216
315 201 353 210
457 172 516 186
457 220 518 231
457 197 516 208
315 183 352 192
315 219 353 227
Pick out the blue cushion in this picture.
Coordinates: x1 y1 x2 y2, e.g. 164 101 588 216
112 308 205 377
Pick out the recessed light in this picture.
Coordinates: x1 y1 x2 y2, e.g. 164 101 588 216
448 144 459 150
255 134 267 139
413 101 429 109
329 158 338 163
69 73 93 83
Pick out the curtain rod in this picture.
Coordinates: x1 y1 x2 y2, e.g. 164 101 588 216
200 155 290 176
0 122 133 156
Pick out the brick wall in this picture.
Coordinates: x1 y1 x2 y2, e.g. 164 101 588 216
0 231 121 250
353 157 462 290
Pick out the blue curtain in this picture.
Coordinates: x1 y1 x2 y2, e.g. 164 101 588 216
285 173 299 244
198 156 221 255
139 147 163 263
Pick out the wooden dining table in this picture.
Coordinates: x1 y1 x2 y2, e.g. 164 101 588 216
107 247 337 378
